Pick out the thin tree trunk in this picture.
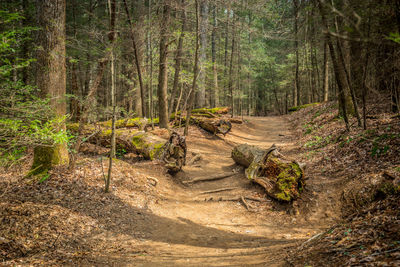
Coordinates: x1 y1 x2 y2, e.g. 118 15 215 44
123 0 146 117
148 0 154 129
184 0 200 136
211 4 219 107
228 12 236 118
196 0 208 108
158 0 171 129
294 0 300 106
323 40 329 101
105 0 117 193
169 0 187 116
317 0 350 131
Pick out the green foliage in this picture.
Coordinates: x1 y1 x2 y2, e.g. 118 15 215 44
0 10 69 166
387 32 400 44
304 135 332 149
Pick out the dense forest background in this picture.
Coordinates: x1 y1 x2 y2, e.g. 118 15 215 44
1 0 400 165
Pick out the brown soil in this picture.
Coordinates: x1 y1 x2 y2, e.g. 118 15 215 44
0 116 335 266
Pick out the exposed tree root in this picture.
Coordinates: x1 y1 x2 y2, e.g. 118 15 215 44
183 172 238 184
198 187 238 195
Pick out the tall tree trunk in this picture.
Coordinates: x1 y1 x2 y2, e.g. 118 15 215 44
148 0 154 129
211 4 219 107
196 0 208 108
323 40 329 101
184 0 200 136
224 5 230 105
123 0 146 117
317 0 350 131
169 0 187 116
158 0 171 129
293 0 300 106
32 0 69 173
228 12 236 117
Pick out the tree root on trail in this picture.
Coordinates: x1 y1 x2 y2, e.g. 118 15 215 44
203 196 267 203
183 172 238 184
198 187 238 195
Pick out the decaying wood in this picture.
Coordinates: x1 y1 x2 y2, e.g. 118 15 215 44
162 132 187 173
232 143 304 202
68 124 187 172
183 172 237 184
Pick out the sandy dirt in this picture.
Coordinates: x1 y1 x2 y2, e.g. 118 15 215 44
115 116 328 266
1 116 335 266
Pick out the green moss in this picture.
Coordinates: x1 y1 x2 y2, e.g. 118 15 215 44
271 159 303 202
149 142 165 160
67 123 80 132
288 103 320 112
28 144 69 177
131 133 146 149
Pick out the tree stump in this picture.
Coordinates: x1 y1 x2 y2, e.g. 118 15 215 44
232 144 304 202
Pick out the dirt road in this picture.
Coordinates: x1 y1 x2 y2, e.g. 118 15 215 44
121 116 325 266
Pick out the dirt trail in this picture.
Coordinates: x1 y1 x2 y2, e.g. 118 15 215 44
116 116 328 266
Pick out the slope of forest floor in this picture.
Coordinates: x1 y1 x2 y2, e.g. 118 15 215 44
285 101 400 266
0 103 399 266
0 115 324 266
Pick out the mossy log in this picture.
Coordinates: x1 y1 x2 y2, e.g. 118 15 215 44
70 126 186 171
231 144 304 202
175 116 232 135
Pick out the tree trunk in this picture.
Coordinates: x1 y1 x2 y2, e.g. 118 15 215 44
32 0 69 174
231 144 304 202
228 12 236 118
184 0 200 136
158 0 171 129
293 0 300 106
211 4 219 107
317 0 350 131
169 0 187 117
196 0 208 108
323 40 329 101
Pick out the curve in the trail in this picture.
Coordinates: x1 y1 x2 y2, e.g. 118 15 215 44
126 116 323 267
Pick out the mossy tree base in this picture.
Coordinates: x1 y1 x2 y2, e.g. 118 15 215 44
232 144 304 202
29 144 69 177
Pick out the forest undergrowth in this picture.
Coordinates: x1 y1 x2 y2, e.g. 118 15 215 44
285 99 400 266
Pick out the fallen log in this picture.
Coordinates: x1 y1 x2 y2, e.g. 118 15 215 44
232 144 304 202
175 116 232 135
68 124 186 172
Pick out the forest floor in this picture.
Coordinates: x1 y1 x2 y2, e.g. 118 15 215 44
1 104 399 266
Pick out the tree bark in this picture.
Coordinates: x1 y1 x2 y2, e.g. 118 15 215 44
32 0 69 174
293 0 300 106
196 0 208 108
317 0 350 131
184 0 200 136
123 0 146 117
169 0 187 117
231 144 304 202
158 0 171 129
323 40 329 101
211 4 219 107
